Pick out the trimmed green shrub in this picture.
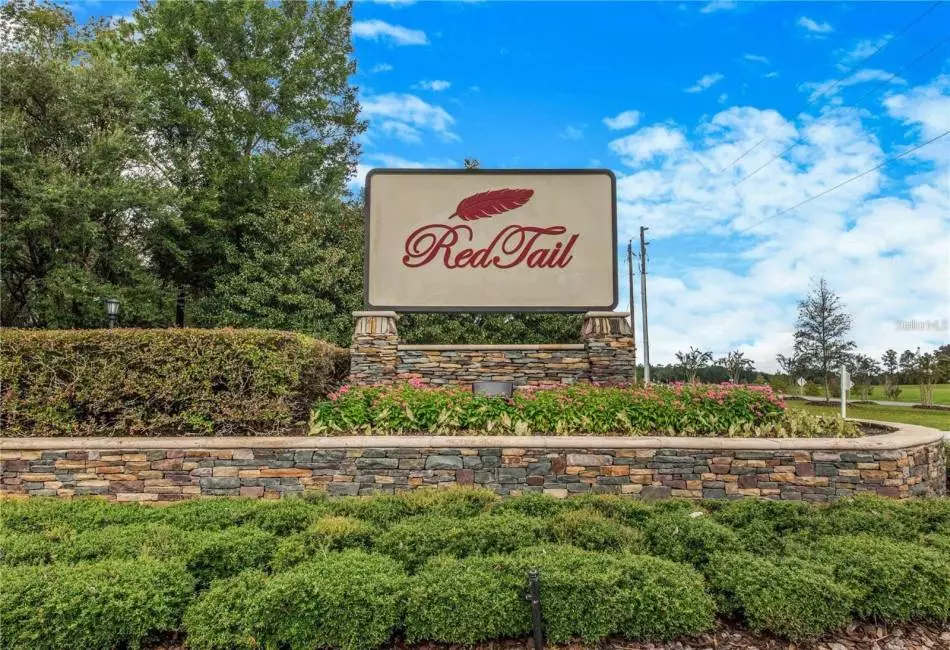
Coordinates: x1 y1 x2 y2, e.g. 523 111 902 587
239 498 327 535
60 523 192 563
0 531 61 565
185 552 406 650
0 559 194 650
183 570 268 650
491 491 570 518
814 535 950 621
816 496 922 541
403 555 531 644
327 494 417 528
0 328 347 436
399 486 497 518
158 499 272 531
404 547 715 645
272 516 379 571
375 513 549 570
549 509 646 552
185 526 277 586
567 493 657 526
707 552 855 640
710 499 814 552
645 512 742 567
0 498 159 533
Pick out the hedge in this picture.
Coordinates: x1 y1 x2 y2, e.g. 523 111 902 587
184 552 406 650
0 328 348 436
3 493 950 648
403 547 715 644
0 559 194 650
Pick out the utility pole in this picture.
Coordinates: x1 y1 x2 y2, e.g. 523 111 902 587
626 239 637 384
639 226 651 384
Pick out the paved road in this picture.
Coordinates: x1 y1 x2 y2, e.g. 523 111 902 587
793 395 920 407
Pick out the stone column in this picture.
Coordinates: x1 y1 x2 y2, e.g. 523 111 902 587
349 311 399 386
582 311 636 385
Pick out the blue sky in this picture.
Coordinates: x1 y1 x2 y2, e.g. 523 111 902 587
73 1 950 369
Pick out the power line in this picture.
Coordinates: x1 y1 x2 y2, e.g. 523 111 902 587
725 0 945 171
732 33 950 189
727 129 950 239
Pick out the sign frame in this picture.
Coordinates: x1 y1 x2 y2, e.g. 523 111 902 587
363 168 619 313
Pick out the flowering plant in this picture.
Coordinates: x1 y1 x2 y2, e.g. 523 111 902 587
311 382 859 438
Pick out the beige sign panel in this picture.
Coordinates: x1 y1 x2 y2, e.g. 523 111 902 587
365 169 617 311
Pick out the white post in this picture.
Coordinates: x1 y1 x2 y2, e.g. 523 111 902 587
840 365 848 419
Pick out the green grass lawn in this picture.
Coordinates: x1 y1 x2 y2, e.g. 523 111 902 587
786 400 950 430
885 384 950 405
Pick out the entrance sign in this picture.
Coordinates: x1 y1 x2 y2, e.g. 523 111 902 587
365 169 618 311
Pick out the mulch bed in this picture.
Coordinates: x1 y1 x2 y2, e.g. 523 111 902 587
912 404 950 412
146 622 950 650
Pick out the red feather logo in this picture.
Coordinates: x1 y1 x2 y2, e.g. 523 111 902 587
449 188 534 221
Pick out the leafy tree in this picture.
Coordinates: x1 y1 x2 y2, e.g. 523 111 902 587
126 0 363 340
792 278 855 401
846 353 880 401
899 349 917 385
0 0 173 327
674 347 713 383
904 347 949 406
718 350 754 384
881 349 901 399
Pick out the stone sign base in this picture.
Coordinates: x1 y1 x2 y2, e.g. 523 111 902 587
349 311 635 387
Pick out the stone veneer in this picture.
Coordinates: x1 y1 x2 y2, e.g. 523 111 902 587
350 311 636 387
1 424 944 501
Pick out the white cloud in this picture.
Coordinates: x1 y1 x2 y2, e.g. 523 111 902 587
884 74 950 139
685 73 724 93
839 36 890 64
800 68 905 102
361 93 459 142
797 16 834 34
349 153 458 190
414 80 451 92
352 19 428 46
609 125 687 166
700 1 736 13
608 77 949 370
718 93 729 104
370 63 394 73
763 71 780 79
742 53 769 64
379 120 422 143
559 125 585 140
603 110 642 130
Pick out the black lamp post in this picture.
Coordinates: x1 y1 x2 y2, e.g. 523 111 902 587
105 298 120 329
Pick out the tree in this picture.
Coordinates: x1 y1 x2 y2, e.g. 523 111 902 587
0 0 172 327
127 0 363 339
792 278 856 401
846 353 880 401
899 349 917 385
675 347 713 383
718 350 754 384
904 347 949 406
881 349 901 399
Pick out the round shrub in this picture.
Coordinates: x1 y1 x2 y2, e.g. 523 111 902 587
814 535 950 621
400 487 497 518
404 555 529 644
645 512 742 567
611 553 716 640
0 532 60 566
710 498 813 552
60 523 193 563
185 526 277 586
184 570 270 650
158 499 271 531
549 509 646 552
0 498 159 534
0 559 194 650
491 492 569 518
240 499 327 535
816 496 921 541
328 494 417 528
707 552 855 640
187 552 406 650
272 516 379 571
566 494 656 526
375 513 549 570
